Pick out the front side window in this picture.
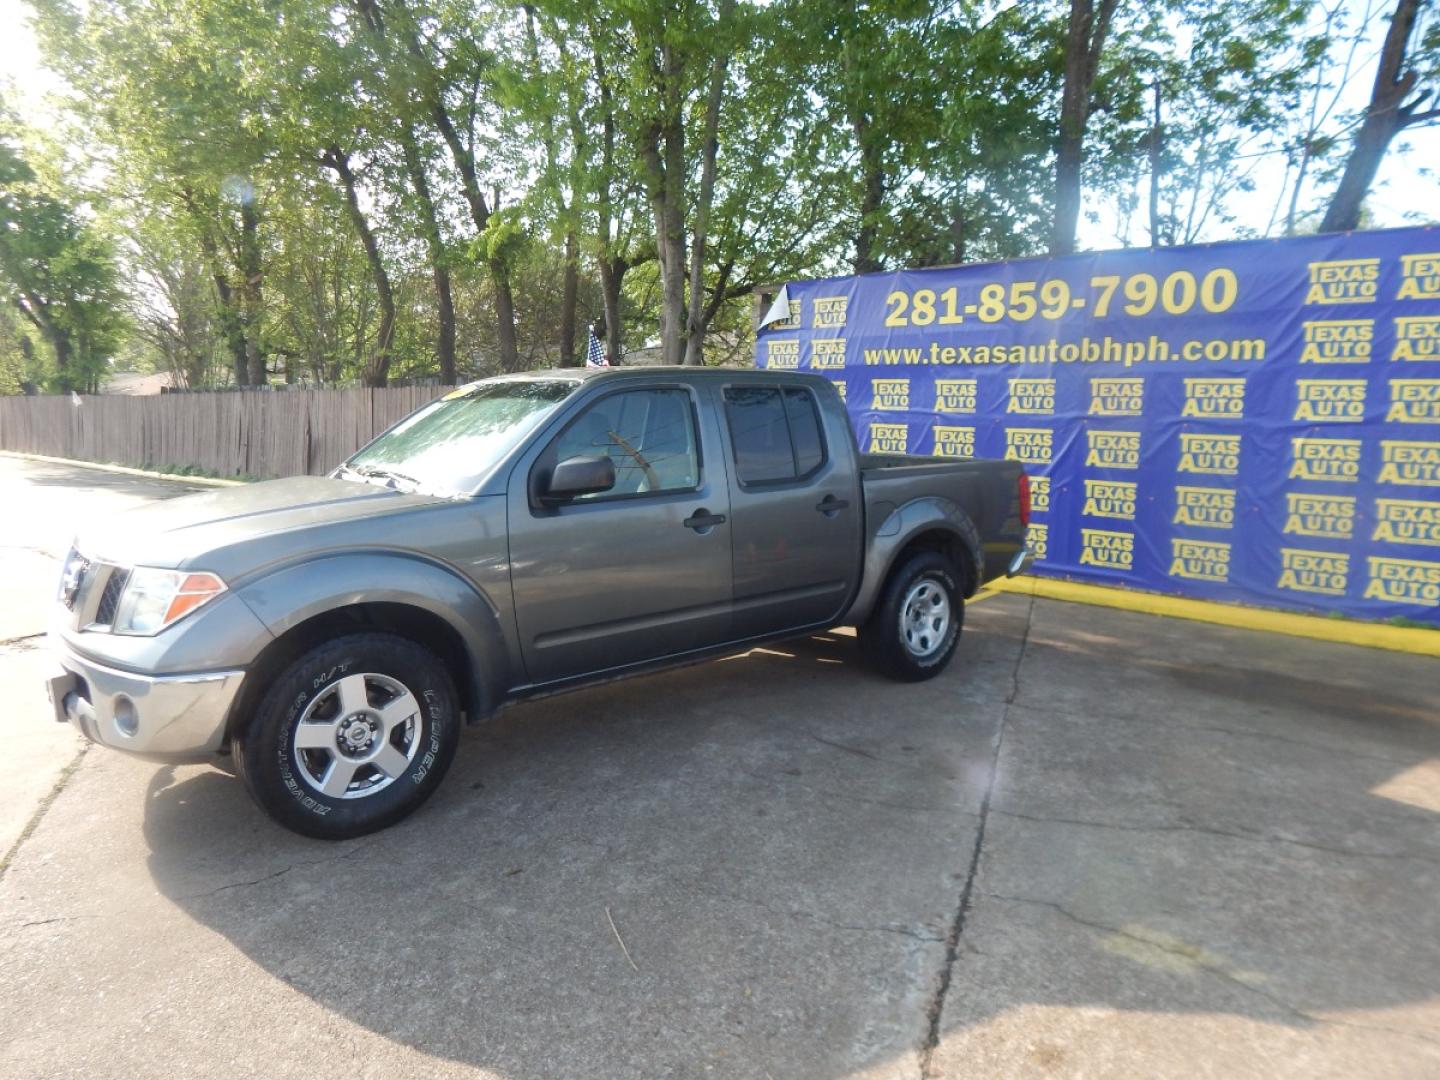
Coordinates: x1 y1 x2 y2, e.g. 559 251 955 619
546 388 700 499
724 385 827 485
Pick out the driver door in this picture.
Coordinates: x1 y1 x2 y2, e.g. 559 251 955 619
506 383 734 684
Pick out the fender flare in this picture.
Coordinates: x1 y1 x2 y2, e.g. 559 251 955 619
235 551 512 720
842 496 984 627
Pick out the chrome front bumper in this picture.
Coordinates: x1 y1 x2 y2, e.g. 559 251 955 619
47 639 245 759
1006 547 1035 578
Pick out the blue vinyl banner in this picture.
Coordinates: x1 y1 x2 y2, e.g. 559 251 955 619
755 227 1440 623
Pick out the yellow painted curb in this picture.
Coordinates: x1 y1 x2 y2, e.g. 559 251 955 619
988 575 1440 658
0 451 246 487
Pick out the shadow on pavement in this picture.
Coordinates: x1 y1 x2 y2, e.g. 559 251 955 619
140 629 1001 1078
131 600 1440 1076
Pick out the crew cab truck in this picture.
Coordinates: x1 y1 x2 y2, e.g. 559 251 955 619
47 368 1032 839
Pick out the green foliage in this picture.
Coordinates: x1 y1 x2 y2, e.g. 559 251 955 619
0 115 127 392
3 0 1426 393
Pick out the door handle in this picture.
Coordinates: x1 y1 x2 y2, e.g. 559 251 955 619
683 509 727 531
816 495 850 516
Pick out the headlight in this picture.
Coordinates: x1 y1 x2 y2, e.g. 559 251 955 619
112 568 227 636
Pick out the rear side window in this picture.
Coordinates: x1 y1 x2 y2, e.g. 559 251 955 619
785 388 824 475
724 385 827 485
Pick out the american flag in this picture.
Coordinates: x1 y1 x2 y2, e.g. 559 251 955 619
586 327 608 367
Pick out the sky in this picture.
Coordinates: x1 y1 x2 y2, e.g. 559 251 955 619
0 0 61 121
1 0 1437 253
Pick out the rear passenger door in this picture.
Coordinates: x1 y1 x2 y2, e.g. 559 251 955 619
719 381 863 638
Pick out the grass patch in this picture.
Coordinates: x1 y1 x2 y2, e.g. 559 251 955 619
132 462 259 482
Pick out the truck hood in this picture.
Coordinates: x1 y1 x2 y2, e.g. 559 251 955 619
77 476 452 570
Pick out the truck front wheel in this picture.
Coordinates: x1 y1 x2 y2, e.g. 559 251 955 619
234 633 461 840
859 551 964 682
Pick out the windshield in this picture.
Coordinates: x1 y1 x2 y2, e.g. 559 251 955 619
344 379 578 495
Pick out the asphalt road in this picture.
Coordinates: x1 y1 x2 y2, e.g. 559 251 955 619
1 454 1437 1079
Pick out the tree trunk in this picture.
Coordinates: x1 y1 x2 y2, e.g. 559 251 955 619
1148 80 1162 245
641 127 686 366
525 3 579 369
14 294 72 389
434 265 457 383
949 206 966 266
1320 0 1434 233
400 124 456 383
683 0 735 367
378 2 519 373
323 147 396 387
428 105 520 372
1284 144 1312 236
598 256 627 365
852 113 885 275
560 230 579 366
593 46 624 366
1051 0 1119 255
44 319 72 386
659 145 686 368
238 200 266 387
192 216 249 385
493 270 521 372
638 34 687 367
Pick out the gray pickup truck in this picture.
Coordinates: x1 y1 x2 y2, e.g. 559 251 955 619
47 367 1031 838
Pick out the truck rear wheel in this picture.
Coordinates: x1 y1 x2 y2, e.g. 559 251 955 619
859 551 964 682
234 633 460 840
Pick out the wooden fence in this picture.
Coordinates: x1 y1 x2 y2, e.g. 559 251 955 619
0 387 455 479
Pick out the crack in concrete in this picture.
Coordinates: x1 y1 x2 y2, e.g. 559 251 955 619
804 733 884 762
989 807 1440 867
189 865 295 898
179 839 378 901
0 542 63 559
738 767 963 814
0 743 88 882
988 891 1440 1049
918 593 1035 1078
678 881 945 944
0 843 379 948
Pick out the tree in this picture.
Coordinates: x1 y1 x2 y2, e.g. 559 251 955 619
125 209 227 390
1053 0 1123 254
397 123 458 381
0 131 125 392
346 0 526 372
1087 0 1322 247
9 0 1432 397
1322 0 1440 232
31 0 282 384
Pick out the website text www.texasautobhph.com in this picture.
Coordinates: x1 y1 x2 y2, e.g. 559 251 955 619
860 334 1266 368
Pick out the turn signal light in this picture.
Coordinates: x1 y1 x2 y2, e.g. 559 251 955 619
165 573 228 624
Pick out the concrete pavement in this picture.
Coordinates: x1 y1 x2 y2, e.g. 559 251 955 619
0 454 1437 1078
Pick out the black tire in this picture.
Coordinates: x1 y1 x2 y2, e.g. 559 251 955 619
859 551 965 682
234 632 460 840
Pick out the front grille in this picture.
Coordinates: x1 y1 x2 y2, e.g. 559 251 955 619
94 568 130 627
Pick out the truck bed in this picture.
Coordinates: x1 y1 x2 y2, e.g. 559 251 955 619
858 452 1027 587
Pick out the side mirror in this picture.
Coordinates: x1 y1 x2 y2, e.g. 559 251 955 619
543 454 616 502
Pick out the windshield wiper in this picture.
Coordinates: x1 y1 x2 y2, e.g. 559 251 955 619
339 462 422 491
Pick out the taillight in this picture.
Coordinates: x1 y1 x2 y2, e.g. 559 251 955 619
1018 472 1031 528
